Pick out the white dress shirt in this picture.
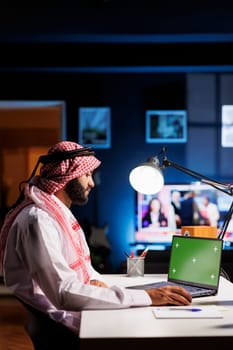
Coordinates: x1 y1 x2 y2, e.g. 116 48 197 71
3 195 151 333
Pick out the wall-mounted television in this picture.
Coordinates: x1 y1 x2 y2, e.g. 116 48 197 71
134 182 233 250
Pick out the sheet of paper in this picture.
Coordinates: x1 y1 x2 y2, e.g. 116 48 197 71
152 305 224 319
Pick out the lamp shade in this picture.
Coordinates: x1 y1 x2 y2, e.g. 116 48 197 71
129 157 164 195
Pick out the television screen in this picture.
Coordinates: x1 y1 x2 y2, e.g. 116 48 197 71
134 182 233 249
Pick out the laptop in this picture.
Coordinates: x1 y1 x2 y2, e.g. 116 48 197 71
127 235 223 298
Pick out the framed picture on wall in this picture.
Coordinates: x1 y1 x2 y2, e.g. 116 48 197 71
145 110 187 143
78 107 111 148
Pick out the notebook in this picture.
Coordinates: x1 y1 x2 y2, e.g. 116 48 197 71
127 235 223 298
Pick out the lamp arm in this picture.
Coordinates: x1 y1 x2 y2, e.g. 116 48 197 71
218 201 233 240
162 158 233 197
162 157 233 240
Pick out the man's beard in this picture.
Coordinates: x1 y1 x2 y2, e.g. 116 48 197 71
64 178 89 205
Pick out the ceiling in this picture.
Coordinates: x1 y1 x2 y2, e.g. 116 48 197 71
1 1 233 37
0 2 233 71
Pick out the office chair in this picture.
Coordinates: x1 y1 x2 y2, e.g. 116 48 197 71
19 299 80 350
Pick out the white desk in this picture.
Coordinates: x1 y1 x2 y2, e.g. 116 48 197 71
80 274 233 349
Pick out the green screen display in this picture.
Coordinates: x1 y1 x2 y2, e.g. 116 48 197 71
168 236 223 288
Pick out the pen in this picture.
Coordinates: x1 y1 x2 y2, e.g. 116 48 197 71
124 251 130 258
169 307 202 312
130 251 135 258
140 247 149 258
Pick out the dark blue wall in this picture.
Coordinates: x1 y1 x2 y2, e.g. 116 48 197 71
68 73 187 271
0 70 232 272
1 2 233 272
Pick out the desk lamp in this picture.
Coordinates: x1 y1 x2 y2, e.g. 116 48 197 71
129 146 233 240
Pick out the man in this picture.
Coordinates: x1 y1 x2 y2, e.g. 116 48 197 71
171 190 182 228
0 141 191 336
200 195 220 227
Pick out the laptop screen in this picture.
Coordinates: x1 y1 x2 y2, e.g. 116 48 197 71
168 235 223 290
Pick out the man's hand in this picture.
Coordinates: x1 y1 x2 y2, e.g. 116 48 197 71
90 279 108 288
146 285 192 306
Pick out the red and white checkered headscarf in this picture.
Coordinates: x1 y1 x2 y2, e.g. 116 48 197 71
0 141 101 269
34 141 101 194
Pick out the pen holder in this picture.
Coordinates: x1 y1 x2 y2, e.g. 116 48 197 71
127 257 145 277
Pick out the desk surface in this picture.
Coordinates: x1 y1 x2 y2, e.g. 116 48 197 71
80 274 233 349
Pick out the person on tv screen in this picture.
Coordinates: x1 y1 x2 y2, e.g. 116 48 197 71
199 195 220 227
170 190 182 229
0 141 191 342
142 197 168 228
180 191 201 226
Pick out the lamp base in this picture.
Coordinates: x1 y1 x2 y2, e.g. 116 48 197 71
181 226 218 238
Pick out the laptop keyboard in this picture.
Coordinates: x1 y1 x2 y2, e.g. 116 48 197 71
177 283 214 297
127 280 215 297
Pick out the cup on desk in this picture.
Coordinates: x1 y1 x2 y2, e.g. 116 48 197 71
127 257 145 277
